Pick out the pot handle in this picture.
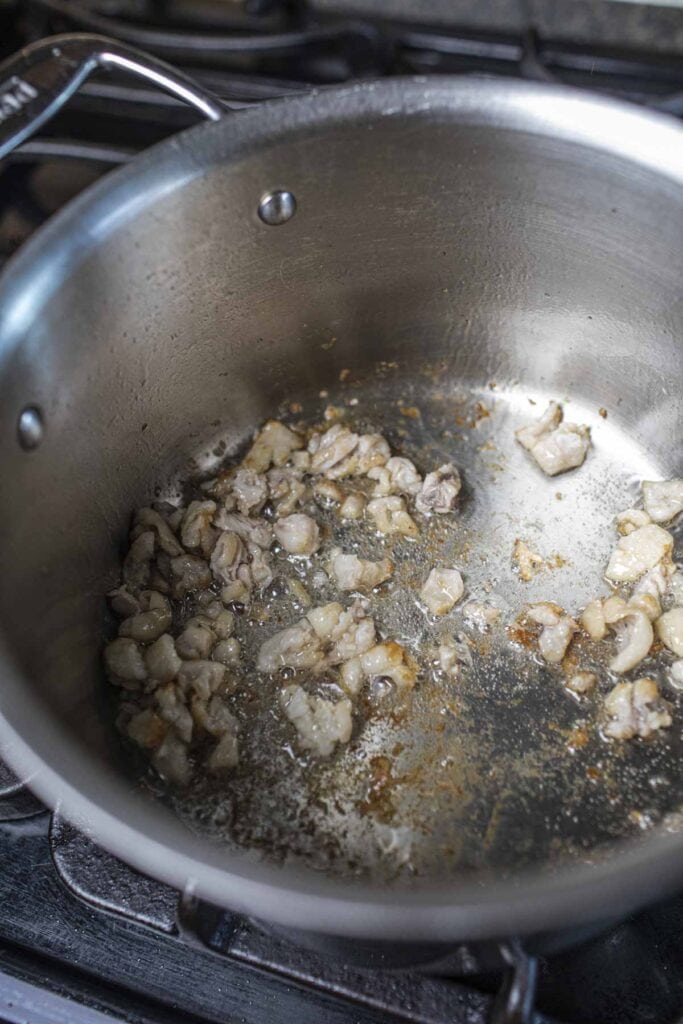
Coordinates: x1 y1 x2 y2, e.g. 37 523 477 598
0 32 224 161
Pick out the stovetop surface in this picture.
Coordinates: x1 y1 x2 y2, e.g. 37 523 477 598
1 792 682 1024
1 2 683 1022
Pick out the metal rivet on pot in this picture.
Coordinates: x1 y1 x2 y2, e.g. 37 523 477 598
17 406 44 450
257 190 296 226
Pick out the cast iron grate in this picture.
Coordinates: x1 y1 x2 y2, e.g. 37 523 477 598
0 793 677 1024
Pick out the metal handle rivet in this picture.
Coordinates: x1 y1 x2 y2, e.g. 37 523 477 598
257 190 296 226
17 406 44 450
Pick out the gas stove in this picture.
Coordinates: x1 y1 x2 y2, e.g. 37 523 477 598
1 0 683 272
1 3 683 1022
0 771 682 1024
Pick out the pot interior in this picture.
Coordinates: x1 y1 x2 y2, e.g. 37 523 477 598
0 89 682 895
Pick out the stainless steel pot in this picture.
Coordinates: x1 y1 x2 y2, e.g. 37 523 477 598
0 34 682 945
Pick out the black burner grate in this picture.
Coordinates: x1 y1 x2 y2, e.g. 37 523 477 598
0 791 680 1024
